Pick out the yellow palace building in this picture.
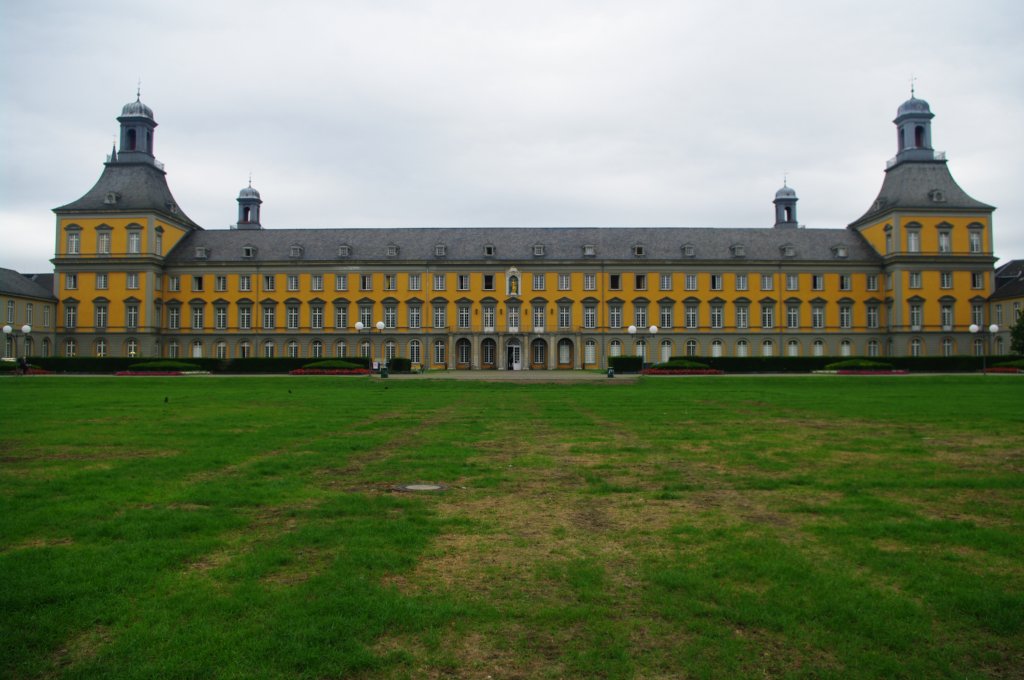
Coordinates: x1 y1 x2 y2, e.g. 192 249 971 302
48 93 1006 368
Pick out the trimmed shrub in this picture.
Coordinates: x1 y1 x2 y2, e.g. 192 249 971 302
824 359 894 371
652 359 711 370
992 358 1024 369
301 359 362 370
388 357 413 373
128 360 203 371
609 355 644 373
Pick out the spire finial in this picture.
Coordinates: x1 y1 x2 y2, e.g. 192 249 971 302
783 171 788 188
248 172 253 188
910 74 917 98
136 78 142 101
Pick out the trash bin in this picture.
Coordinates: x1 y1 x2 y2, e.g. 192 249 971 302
607 368 614 378
381 365 389 379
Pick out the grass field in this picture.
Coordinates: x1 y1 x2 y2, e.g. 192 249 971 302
1 375 1022 679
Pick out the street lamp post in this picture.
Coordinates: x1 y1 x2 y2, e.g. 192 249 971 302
649 325 658 365
354 320 387 374
969 323 1000 373
2 324 32 373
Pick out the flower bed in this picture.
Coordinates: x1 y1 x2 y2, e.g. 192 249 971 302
288 368 372 376
642 368 724 375
116 370 211 376
836 369 909 375
982 367 1023 374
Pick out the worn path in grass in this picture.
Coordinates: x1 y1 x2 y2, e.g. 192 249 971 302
1 376 1022 679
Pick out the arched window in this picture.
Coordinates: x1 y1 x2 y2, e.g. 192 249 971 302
126 338 138 358
972 339 983 356
263 341 275 358
912 338 923 357
813 339 825 357
409 339 421 364
287 340 299 358
736 339 748 357
635 338 646 361
482 338 496 366
127 129 137 151
914 125 925 148
434 339 446 365
42 337 51 357
216 341 227 359
711 339 723 357
386 339 397 361
335 340 346 358
660 339 672 362
584 339 596 365
761 339 773 357
685 339 697 357
239 341 251 358
840 340 852 357
311 340 323 358
95 338 107 357
65 338 77 357
360 340 371 357
457 338 471 365
192 340 203 359
942 338 954 357
787 340 800 357
867 340 879 357
610 339 622 357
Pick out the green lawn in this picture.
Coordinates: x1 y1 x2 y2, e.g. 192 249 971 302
1 376 1022 679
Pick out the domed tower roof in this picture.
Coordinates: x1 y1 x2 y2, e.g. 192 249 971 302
773 181 798 228
238 185 261 200
120 96 154 120
236 180 262 230
775 185 797 199
896 95 931 118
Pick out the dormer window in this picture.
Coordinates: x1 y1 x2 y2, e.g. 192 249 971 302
242 246 257 259
195 247 208 259
484 244 495 257
730 244 745 258
386 244 399 257
682 244 695 258
583 245 596 257
533 244 545 257
338 245 351 258
435 244 447 257
780 244 796 258
103 192 119 205
633 244 645 257
928 189 946 203
289 245 304 259
832 245 848 259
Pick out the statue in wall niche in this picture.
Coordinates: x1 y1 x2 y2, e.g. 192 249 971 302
509 275 519 295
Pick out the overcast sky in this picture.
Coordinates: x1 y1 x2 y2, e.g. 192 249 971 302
2 0 1023 274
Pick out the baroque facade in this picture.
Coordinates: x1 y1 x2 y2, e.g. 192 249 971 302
48 94 1006 368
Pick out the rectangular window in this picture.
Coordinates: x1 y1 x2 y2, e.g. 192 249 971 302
995 304 1003 325
941 304 954 328
811 274 824 291
735 273 748 291
909 272 922 289
558 304 571 329
168 307 180 330
97 232 111 255
711 304 723 329
458 305 471 329
335 274 348 291
938 231 951 253
584 273 596 291
533 273 546 291
24 302 32 324
812 305 825 329
972 304 984 326
660 304 673 329
457 274 470 291
969 231 982 253
433 274 446 291
839 275 851 291
609 274 621 290
65 273 78 290
334 305 347 329
584 305 596 329
126 304 138 329
685 305 698 329
761 304 774 329
971 272 984 289
786 273 799 291
685 274 697 291
192 275 204 292
866 306 879 329
558 273 571 291
660 273 673 291
866 274 878 291
263 274 275 292
5 300 15 324
286 306 299 330
215 306 227 330
634 305 647 327
609 305 622 329
434 340 446 365
263 306 275 330
910 304 923 328
635 274 647 291
483 274 495 291
710 274 722 291
239 275 252 292
533 305 545 330
840 305 852 329
787 305 800 329
408 273 421 291
127 231 141 254
507 306 520 329
215 275 227 292
433 304 447 329
239 307 251 330
65 305 77 329
940 272 953 289
311 274 323 292
287 275 300 291
907 231 921 253
736 306 749 329
96 273 108 290
482 305 495 329
384 274 397 291
311 305 324 330
361 274 373 291
66 232 80 255
359 305 372 327
760 274 773 291
408 306 421 329
192 306 204 330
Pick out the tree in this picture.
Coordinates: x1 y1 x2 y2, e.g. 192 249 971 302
1011 311 1024 355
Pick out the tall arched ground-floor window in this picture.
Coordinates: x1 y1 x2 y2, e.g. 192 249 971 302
558 338 573 367
660 339 672 363
481 338 496 368
409 339 421 364
787 340 799 357
530 338 547 368
840 340 852 357
711 340 723 357
736 339 748 357
761 339 773 357
584 339 596 366
456 338 471 367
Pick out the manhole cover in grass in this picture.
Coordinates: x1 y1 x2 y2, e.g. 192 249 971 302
394 483 446 492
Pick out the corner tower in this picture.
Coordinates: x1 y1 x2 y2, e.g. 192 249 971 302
236 181 263 229
773 182 798 228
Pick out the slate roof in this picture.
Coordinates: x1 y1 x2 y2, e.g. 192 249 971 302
166 226 881 265
991 260 1024 301
849 160 994 228
54 161 200 229
0 268 57 300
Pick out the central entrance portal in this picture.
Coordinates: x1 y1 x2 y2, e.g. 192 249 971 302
506 339 522 370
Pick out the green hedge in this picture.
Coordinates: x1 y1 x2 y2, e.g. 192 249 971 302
652 359 711 370
667 355 1023 373
387 357 413 373
993 358 1024 369
128 360 204 371
609 355 644 373
823 359 894 371
302 359 362 370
